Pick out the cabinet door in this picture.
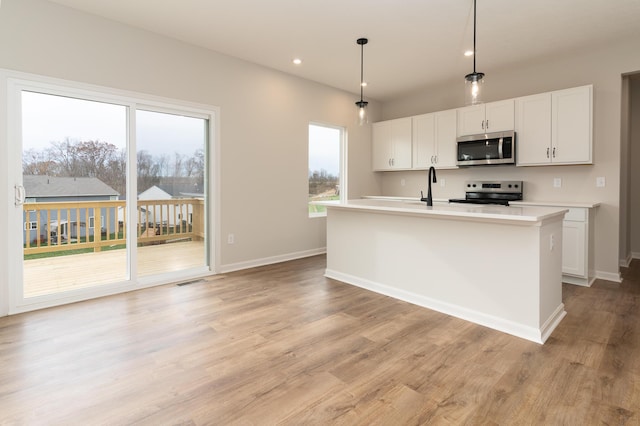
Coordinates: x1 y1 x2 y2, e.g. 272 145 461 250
515 93 552 166
434 109 458 168
391 117 412 169
562 220 587 277
457 105 485 136
372 121 393 170
412 113 436 169
485 99 515 133
552 85 592 164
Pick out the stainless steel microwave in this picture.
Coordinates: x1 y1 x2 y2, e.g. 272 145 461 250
456 131 516 166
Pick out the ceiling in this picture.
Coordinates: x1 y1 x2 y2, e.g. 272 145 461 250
47 0 640 102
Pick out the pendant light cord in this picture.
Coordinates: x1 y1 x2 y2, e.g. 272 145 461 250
472 0 477 74
360 41 365 101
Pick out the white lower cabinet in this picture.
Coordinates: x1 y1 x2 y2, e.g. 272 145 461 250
562 215 587 278
512 202 598 286
560 206 596 286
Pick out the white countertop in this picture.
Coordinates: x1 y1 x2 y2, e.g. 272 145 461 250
510 200 600 209
362 195 600 209
323 199 568 224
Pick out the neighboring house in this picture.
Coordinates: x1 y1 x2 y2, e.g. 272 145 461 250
23 175 120 244
117 177 203 229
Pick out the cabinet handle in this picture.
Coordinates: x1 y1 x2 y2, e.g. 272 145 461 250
546 147 550 158
486 120 489 129
435 155 438 164
481 120 485 130
552 147 556 158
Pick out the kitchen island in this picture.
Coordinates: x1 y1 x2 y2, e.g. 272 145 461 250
323 199 568 343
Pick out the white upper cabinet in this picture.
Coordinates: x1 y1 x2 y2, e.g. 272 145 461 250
457 99 515 136
516 85 592 166
412 109 457 169
515 93 552 165
552 86 592 164
372 117 412 171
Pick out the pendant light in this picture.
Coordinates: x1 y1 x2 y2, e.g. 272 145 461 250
465 0 484 105
355 37 369 125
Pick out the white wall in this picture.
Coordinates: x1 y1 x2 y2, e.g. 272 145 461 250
0 0 382 279
630 76 640 256
380 38 640 280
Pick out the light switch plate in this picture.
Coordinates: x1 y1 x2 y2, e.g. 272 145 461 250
596 177 606 187
553 178 562 188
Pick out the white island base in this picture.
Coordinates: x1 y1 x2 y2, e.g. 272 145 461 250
324 200 568 344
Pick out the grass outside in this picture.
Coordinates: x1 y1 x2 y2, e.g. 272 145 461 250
308 194 339 214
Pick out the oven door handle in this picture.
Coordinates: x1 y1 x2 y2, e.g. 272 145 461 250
498 137 504 159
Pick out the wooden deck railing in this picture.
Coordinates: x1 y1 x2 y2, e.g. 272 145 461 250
23 198 204 255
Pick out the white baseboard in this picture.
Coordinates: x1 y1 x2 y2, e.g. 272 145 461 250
595 270 622 283
325 269 564 344
219 248 326 273
621 252 640 267
562 274 595 287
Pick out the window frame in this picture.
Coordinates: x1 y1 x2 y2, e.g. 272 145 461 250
2 68 221 315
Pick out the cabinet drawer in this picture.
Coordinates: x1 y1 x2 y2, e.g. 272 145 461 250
563 207 586 222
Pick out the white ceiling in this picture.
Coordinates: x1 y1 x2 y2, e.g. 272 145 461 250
47 0 640 102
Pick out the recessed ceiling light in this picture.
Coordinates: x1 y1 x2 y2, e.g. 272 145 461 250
464 50 474 57
292 58 302 65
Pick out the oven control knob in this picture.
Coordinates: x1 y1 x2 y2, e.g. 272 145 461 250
515 184 519 188
508 184 512 188
472 184 477 188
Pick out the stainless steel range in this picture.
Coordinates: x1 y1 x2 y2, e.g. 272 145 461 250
449 180 523 206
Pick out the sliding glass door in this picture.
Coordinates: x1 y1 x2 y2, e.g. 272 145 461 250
8 77 215 312
135 109 208 278
20 91 129 297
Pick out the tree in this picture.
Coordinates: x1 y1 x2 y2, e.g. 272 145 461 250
22 139 205 196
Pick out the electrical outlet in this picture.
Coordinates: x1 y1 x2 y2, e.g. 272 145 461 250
440 178 446 187
596 177 606 187
553 178 562 188
227 234 235 244
400 179 406 187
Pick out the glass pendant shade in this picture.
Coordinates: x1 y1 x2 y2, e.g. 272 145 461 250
356 100 368 125
465 72 485 105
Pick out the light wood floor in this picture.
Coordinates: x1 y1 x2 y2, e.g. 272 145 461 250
1 255 638 424
23 240 206 297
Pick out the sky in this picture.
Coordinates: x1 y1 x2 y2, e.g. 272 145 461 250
21 91 206 157
308 124 341 176
21 91 338 174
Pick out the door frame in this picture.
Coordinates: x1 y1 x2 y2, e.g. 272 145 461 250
0 69 221 315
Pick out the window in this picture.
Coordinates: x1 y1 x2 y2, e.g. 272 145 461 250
308 123 344 217
88 216 104 229
24 221 38 230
